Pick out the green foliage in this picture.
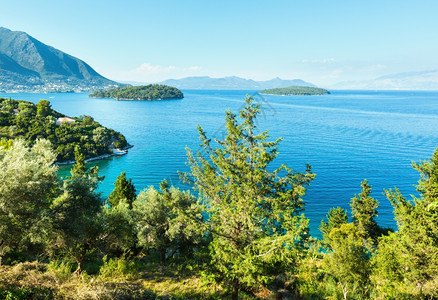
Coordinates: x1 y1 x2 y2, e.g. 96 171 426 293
36 99 52 117
350 180 384 245
72 146 87 175
0 138 13 150
108 171 136 208
259 85 330 95
0 139 58 263
47 260 75 281
134 180 204 263
3 94 438 298
0 285 53 299
0 97 128 162
183 95 314 297
327 223 371 299
99 255 137 280
318 180 391 298
320 207 348 245
102 202 137 256
89 84 184 100
49 154 104 274
372 149 438 297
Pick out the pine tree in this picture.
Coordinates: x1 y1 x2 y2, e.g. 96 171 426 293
376 148 438 296
350 180 381 243
327 223 370 299
183 96 314 298
108 171 136 208
320 207 348 247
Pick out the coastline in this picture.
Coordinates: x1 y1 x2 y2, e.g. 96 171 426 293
55 144 133 166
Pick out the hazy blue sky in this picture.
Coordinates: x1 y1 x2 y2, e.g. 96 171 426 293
2 0 438 86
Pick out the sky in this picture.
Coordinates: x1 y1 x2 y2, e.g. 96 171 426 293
2 0 438 87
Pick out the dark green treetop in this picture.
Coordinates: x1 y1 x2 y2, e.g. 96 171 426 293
108 171 136 209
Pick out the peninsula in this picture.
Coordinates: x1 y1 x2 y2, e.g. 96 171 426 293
260 85 330 95
89 84 184 100
0 97 130 162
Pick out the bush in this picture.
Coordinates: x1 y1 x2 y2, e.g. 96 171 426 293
99 256 137 280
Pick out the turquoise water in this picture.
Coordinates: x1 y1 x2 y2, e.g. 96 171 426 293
2 90 438 236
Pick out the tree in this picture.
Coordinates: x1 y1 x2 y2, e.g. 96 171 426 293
319 207 348 248
134 180 203 262
49 149 103 274
36 99 52 117
374 148 438 297
0 139 58 264
102 202 137 257
182 96 314 298
327 223 370 299
350 180 383 245
108 171 136 208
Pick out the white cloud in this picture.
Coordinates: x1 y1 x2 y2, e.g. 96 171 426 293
116 63 203 83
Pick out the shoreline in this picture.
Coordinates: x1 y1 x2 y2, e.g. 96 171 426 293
55 144 133 166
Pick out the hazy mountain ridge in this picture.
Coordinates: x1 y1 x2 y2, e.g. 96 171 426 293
332 70 438 90
158 76 316 90
0 27 121 92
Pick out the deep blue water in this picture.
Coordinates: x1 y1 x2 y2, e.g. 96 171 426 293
2 90 438 237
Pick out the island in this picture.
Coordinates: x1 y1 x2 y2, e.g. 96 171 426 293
259 85 330 96
0 98 130 162
89 84 184 100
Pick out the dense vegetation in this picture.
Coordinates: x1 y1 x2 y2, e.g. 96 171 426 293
259 85 330 95
89 84 184 100
0 97 128 162
0 96 437 299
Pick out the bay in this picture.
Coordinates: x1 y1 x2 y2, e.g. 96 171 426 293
2 89 438 237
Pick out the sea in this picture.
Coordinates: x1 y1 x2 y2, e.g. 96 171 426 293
2 89 438 237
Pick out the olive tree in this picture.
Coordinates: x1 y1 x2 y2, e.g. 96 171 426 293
0 139 58 263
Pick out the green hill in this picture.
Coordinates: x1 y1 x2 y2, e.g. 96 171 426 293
89 84 184 100
260 85 330 95
0 97 129 162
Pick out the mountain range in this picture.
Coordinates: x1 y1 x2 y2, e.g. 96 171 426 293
0 27 120 92
331 70 438 90
3 27 436 92
158 76 315 90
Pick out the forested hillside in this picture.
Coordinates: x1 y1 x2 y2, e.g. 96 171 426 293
0 97 128 161
260 85 330 95
89 84 183 100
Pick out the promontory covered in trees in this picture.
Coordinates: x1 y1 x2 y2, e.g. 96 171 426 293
0 97 128 162
260 85 330 95
89 84 184 100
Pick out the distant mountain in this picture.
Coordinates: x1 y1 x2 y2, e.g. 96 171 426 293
332 70 438 90
158 76 315 90
0 27 121 92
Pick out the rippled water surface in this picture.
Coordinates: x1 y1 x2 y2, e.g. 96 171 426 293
3 90 438 236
